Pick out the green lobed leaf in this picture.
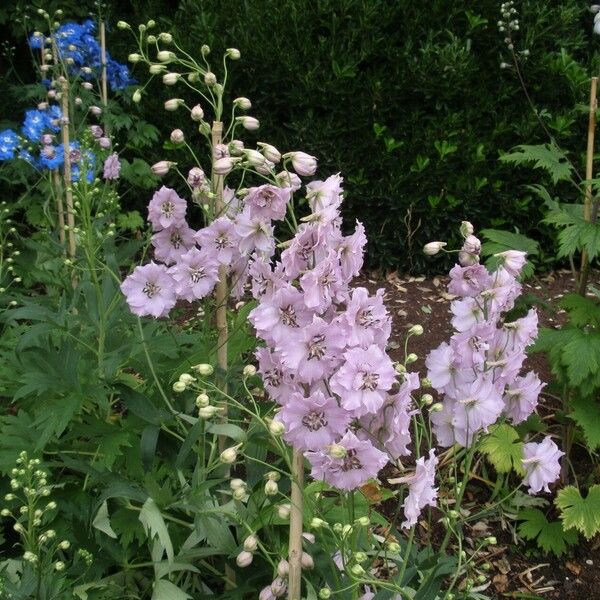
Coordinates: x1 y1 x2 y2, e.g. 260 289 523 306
139 498 174 562
480 424 525 475
499 143 573 184
556 485 600 539
569 396 600 450
517 508 577 556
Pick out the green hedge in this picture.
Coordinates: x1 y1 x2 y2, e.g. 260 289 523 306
1 0 598 272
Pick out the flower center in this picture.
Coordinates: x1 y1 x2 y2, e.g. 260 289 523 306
215 234 229 250
189 267 205 283
170 232 183 249
360 371 379 391
358 307 376 327
142 281 160 298
307 334 326 360
280 305 298 327
341 449 362 471
161 201 175 218
264 368 282 387
302 410 328 431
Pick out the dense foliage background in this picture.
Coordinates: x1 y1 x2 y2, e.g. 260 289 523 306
1 0 599 272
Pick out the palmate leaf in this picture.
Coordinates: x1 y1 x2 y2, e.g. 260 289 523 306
480 424 524 475
569 396 600 450
560 293 600 328
556 485 600 539
500 143 573 184
517 508 577 556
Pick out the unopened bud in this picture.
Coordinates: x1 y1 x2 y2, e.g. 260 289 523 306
132 89 142 103
354 516 370 527
236 116 259 131
264 479 278 496
149 64 166 74
301 552 314 570
128 53 142 63
277 504 291 520
157 50 175 62
193 363 214 376
178 373 195 385
220 446 239 464
164 98 184 111
430 402 444 413
234 97 252 110
406 353 418 364
199 406 219 419
204 72 217 85
350 564 365 577
408 324 424 336
310 517 326 529
172 381 186 393
170 129 185 144
266 471 280 481
159 32 173 43
191 104 204 121
243 365 257 377
243 535 258 552
423 241 447 256
195 393 210 408
328 444 347 459
269 419 285 437
236 550 253 567
422 393 434 405
151 160 175 176
319 588 332 599
117 21 130 29
226 48 241 60
162 72 180 85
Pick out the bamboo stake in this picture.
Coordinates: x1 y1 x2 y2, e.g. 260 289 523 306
41 45 66 247
288 450 304 600
60 80 76 258
210 121 229 447
578 76 598 296
99 21 109 135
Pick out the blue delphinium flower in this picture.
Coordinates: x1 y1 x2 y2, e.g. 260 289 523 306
0 130 20 161
22 110 47 142
39 144 65 170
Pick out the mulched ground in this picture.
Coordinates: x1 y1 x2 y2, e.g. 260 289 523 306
358 268 600 599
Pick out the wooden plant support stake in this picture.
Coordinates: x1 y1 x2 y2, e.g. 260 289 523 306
288 449 304 600
99 21 109 135
210 121 229 448
210 121 235 589
60 80 77 258
41 46 66 246
578 76 598 296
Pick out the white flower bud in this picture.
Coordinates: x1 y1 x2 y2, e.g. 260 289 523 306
117 21 130 29
277 558 289 577
204 72 217 85
406 353 418 364
230 478 246 491
157 50 176 63
192 363 214 376
270 577 286 596
277 503 291 520
244 149 266 167
132 89 142 103
268 420 285 437
201 44 210 56
264 479 279 496
423 241 447 256
151 161 175 176
430 402 444 413
172 381 186 393
58 540 70 550
422 393 434 405
0 509 10 516
226 48 241 60
191 104 204 121
178 373 195 385
328 444 347 459
199 406 220 419
236 116 259 131
460 221 474 238
243 365 257 377
257 142 281 163
164 98 184 111
319 588 332 599
350 564 365 577
234 97 252 110
159 32 173 43
23 551 37 562
236 550 253 567
195 393 210 408
128 53 142 63
220 446 239 464
310 517 326 529
355 516 370 527
301 552 314 570
54 561 65 571
265 471 280 481
243 535 258 552
162 72 180 85
213 157 241 175
149 64 166 74
147 35 157 44
408 324 424 336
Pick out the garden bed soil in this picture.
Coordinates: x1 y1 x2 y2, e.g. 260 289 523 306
360 268 600 599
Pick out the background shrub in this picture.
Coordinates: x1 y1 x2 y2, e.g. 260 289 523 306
1 0 599 273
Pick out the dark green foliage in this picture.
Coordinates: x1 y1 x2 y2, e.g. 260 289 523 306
2 0 598 272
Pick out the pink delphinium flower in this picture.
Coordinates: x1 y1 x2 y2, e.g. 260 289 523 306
169 248 219 301
503 371 544 424
234 208 275 256
151 223 196 265
120 262 177 318
281 224 327 279
276 390 350 451
103 153 121 180
450 297 484 332
522 436 563 494
280 316 345 383
306 174 343 213
336 221 367 282
147 186 187 230
494 250 527 278
448 264 491 298
249 286 311 344
255 347 298 404
187 166 205 188
245 184 291 221
397 449 438 528
330 345 396 416
339 287 391 349
306 431 388 490
300 251 343 311
195 216 239 265
249 259 286 301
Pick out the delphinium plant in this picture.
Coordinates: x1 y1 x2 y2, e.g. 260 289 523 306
116 20 563 599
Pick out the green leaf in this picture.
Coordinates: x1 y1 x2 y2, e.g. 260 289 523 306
92 500 117 539
151 580 192 600
480 424 524 475
556 485 600 539
559 294 600 328
517 508 577 556
500 143 573 184
139 498 174 561
570 396 600 450
205 423 246 442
